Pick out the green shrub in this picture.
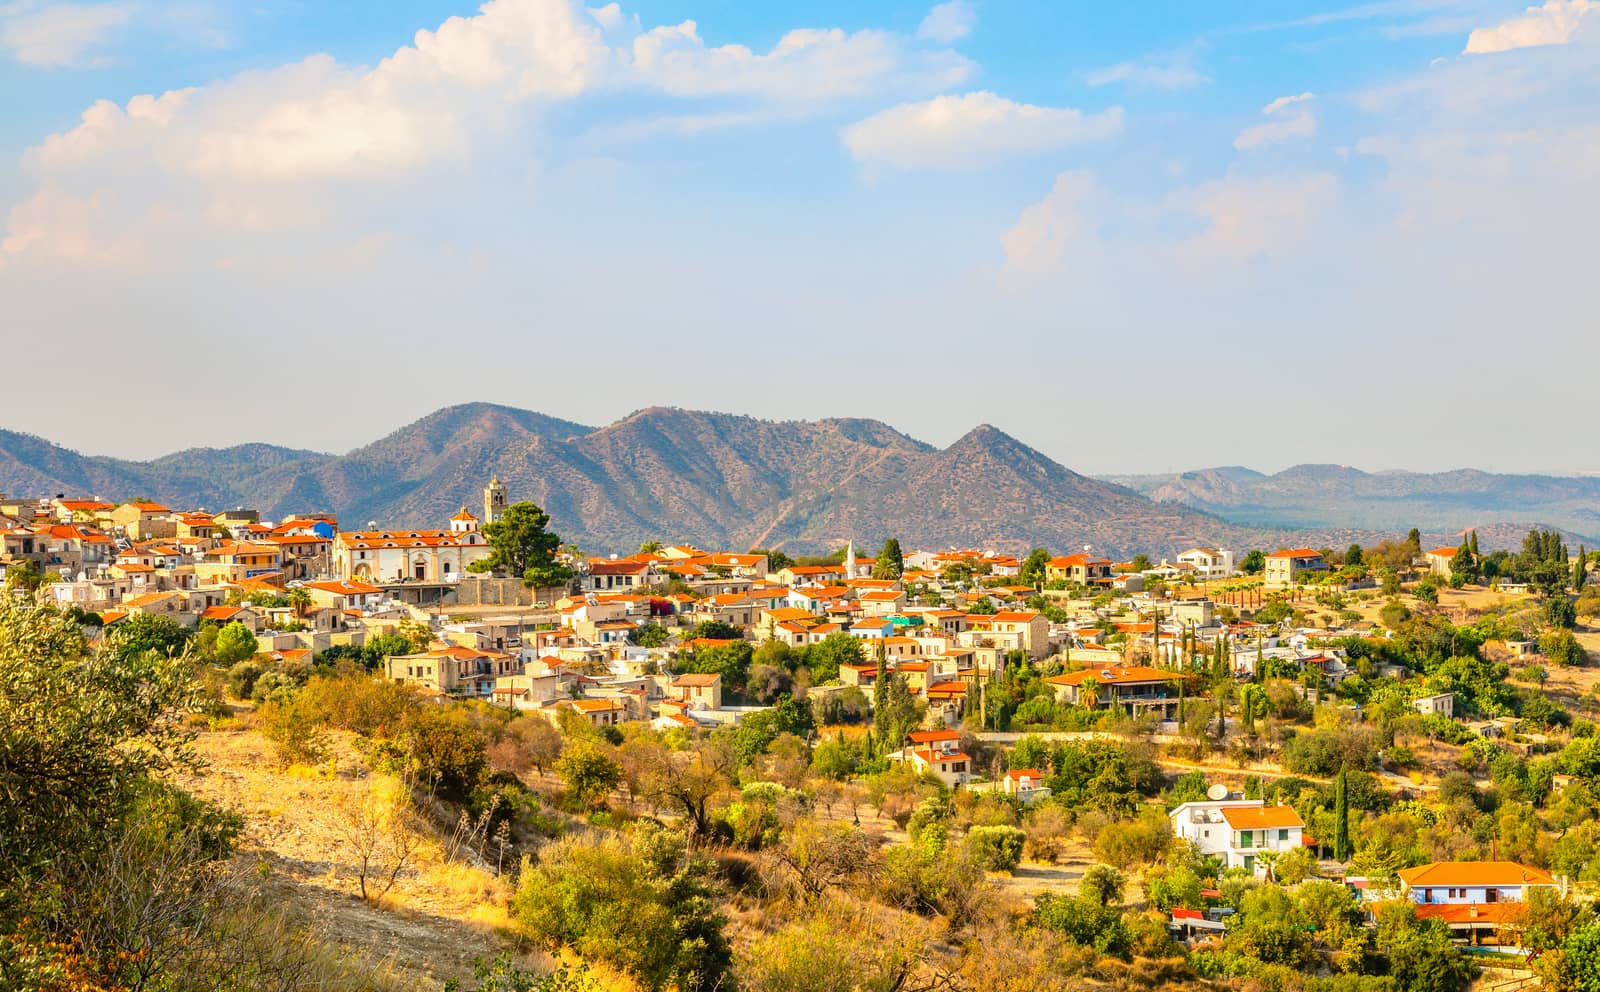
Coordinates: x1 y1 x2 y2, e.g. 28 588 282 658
965 825 1025 873
512 825 730 992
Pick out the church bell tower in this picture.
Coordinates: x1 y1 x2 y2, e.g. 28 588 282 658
483 476 507 524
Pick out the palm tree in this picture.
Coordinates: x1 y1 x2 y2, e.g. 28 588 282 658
287 587 311 619
1079 676 1101 710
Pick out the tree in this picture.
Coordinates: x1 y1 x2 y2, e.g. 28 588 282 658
1556 921 1600 992
330 779 424 903
638 737 733 846
1078 676 1101 710
1019 547 1051 587
751 548 794 572
1451 536 1478 585
802 632 863 683
1575 545 1588 593
1241 550 1266 575
469 501 573 590
631 624 670 648
1375 902 1476 992
872 538 904 580
110 613 194 660
405 706 489 801
259 693 330 768
1333 768 1352 861
555 740 621 810
512 825 731 992
490 715 565 776
684 619 743 642
965 825 1026 872
1346 544 1365 567
1079 863 1125 906
1548 596 1579 629
212 621 258 666
0 601 204 892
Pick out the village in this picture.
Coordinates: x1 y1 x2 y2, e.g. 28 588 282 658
4 477 1600 992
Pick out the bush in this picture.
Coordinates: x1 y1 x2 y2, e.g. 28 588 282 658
405 706 489 801
554 740 621 811
965 825 1025 873
1079 863 1125 906
1033 893 1132 960
1093 809 1172 868
259 693 329 768
300 673 418 737
512 825 730 992
1541 630 1588 667
225 660 265 699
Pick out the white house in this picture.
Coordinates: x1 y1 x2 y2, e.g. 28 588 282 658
1000 768 1051 804
1413 693 1455 718
1176 547 1235 579
1168 799 1306 875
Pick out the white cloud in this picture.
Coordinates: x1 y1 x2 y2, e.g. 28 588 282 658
1 1 130 67
917 1 975 43
841 91 1122 170
1262 91 1315 115
1235 92 1318 150
1002 169 1337 274
1 0 974 267
1000 169 1098 271
1465 0 1596 53
1086 51 1209 90
629 20 970 103
1175 172 1337 261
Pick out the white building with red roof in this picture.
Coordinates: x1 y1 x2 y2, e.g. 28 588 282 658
333 512 492 583
1398 861 1560 942
1169 798 1307 874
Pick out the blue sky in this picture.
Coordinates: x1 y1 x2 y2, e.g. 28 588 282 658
1 0 1596 475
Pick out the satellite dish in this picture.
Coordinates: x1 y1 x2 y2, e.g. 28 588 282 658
1206 783 1230 801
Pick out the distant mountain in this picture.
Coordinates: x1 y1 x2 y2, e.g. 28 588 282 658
1 405 1264 556
1103 464 1600 547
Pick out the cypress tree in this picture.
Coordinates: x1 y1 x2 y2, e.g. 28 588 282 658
1469 530 1480 557
873 538 904 580
872 645 889 749
1576 546 1587 593
1333 768 1351 861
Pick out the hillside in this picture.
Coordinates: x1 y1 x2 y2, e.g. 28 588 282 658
1104 464 1600 547
2 405 1266 556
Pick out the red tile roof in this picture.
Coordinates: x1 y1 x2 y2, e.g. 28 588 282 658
1397 861 1555 888
1220 805 1304 829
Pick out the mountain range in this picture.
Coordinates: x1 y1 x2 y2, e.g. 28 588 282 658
2 404 1272 556
3 405 1593 555
1102 466 1600 547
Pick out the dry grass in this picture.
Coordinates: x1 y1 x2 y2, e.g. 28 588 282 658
174 722 540 986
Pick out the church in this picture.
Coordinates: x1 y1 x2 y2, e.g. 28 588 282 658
330 478 505 583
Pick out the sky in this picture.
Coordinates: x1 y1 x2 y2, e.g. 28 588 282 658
0 0 1597 475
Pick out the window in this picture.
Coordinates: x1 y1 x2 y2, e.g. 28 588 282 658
1279 829 1290 841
